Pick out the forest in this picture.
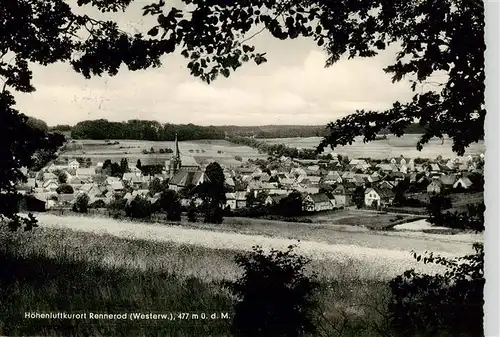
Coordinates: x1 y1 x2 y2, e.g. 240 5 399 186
65 119 427 141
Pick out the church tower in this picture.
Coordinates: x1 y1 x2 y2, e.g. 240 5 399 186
169 133 182 177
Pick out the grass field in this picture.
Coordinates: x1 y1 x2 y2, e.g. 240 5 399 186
0 226 393 337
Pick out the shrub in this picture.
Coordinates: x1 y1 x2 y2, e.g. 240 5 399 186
389 243 484 337
72 194 89 213
125 196 152 219
90 199 106 209
224 245 319 337
187 201 197 222
56 184 74 194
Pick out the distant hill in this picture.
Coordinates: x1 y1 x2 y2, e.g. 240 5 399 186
53 119 426 141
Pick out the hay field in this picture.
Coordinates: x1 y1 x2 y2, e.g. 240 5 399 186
60 139 266 166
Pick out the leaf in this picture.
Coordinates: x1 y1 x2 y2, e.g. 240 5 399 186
221 68 230 77
147 26 159 37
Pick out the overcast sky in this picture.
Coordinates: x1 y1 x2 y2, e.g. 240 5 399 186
13 1 418 127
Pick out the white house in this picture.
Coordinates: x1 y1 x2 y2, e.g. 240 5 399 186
427 181 443 194
453 177 473 189
364 188 395 208
68 160 80 170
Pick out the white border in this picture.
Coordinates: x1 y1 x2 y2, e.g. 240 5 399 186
484 1 499 336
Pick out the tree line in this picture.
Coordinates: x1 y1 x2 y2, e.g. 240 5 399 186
66 119 428 141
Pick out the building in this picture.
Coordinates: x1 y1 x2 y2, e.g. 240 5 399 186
427 181 443 194
226 192 248 210
169 171 209 192
453 177 473 189
68 160 80 170
364 188 395 208
303 193 334 212
167 133 201 178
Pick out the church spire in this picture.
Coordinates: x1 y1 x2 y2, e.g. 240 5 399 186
174 133 180 161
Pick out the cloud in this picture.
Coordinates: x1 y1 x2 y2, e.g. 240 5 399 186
13 28 415 126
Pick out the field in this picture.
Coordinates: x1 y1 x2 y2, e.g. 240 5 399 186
0 213 483 336
60 139 266 167
264 134 485 159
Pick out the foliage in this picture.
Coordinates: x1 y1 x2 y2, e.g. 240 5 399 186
148 177 168 196
125 195 152 219
427 195 453 224
108 197 127 211
352 186 365 209
120 158 129 174
275 191 304 217
72 194 89 213
194 162 226 224
159 190 182 221
431 202 485 232
224 245 319 337
89 199 106 209
187 200 197 222
389 243 484 337
56 184 74 195
136 159 142 170
230 136 320 159
53 169 67 184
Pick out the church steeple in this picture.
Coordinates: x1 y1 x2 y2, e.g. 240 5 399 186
174 133 180 161
169 133 181 177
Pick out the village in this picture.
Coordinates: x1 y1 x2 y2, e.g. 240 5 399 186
16 133 485 225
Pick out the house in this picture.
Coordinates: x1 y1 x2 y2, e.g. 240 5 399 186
46 163 68 172
57 193 75 206
225 192 247 210
169 171 209 192
78 183 102 198
332 184 351 207
43 179 59 192
76 168 96 178
364 188 395 208
453 177 473 189
377 180 395 190
123 173 144 187
440 175 457 188
68 160 80 170
322 171 342 184
304 193 334 212
108 181 125 193
264 194 286 206
43 172 57 182
427 181 443 194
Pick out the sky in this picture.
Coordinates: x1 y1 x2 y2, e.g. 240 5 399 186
12 1 418 127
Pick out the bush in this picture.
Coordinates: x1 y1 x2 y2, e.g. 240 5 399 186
72 194 89 213
125 196 152 219
187 201 197 222
224 245 319 337
90 199 106 209
56 184 74 194
389 243 484 337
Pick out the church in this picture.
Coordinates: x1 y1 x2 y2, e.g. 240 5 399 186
166 134 209 191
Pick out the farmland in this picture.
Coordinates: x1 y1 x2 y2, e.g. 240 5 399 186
59 139 266 167
263 134 485 159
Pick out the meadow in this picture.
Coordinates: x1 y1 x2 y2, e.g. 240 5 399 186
0 212 482 336
60 139 266 167
0 226 393 337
